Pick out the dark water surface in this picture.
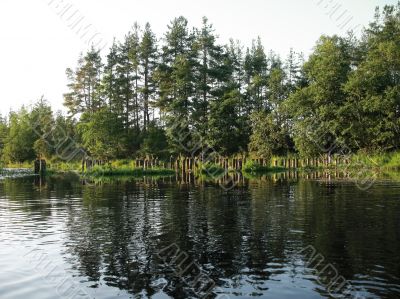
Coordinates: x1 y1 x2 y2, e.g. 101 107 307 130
1 173 400 299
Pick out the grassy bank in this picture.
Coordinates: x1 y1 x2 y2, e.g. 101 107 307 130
1 159 175 178
348 152 400 170
84 164 175 177
253 151 400 173
243 160 287 174
4 161 32 169
45 160 175 177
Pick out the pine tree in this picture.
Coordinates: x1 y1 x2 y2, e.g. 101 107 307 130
244 37 268 113
191 17 223 142
102 40 121 113
285 48 304 93
64 47 103 116
140 23 158 130
118 37 135 131
206 42 248 154
127 23 142 130
156 17 197 154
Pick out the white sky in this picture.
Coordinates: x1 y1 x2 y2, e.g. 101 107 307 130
0 0 397 115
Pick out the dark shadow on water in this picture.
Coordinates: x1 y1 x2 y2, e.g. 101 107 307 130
1 171 400 298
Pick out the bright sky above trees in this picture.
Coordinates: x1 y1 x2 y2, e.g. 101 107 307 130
0 0 397 114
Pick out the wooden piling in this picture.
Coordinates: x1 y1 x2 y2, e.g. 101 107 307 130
34 159 46 175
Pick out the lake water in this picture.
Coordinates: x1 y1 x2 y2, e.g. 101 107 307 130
0 172 399 299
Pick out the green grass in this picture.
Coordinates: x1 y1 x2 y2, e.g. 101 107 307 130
242 160 286 174
47 161 82 172
84 164 175 177
242 151 400 174
41 159 175 179
384 152 400 169
344 151 400 170
5 161 32 169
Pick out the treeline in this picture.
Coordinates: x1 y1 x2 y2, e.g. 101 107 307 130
1 4 400 164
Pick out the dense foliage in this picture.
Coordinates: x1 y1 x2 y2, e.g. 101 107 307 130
1 4 400 164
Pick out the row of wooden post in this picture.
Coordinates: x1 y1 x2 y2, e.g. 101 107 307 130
166 156 350 171
80 155 351 173
272 157 350 169
82 159 107 171
135 158 167 169
171 157 248 172
129 157 248 172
